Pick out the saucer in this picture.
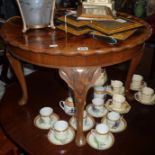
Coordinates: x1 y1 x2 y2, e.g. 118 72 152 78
86 104 108 118
86 132 114 150
134 92 155 105
130 81 147 91
105 99 131 114
69 115 95 131
106 85 125 95
34 113 59 130
47 127 75 145
101 117 127 133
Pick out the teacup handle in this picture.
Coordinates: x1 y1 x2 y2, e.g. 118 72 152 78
59 101 65 110
91 129 97 137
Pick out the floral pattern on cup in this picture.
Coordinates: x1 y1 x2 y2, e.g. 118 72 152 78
106 111 121 129
50 120 69 144
59 97 76 115
91 123 110 149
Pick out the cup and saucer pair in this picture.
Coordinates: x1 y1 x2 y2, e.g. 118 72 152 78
86 132 114 150
86 104 108 118
69 115 95 131
47 127 75 145
106 85 125 95
101 117 127 133
34 113 59 130
134 92 155 105
105 99 131 114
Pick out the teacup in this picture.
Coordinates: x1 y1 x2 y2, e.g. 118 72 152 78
106 111 121 128
91 123 109 145
59 97 76 115
92 98 105 113
111 80 124 94
130 74 143 90
94 69 108 86
112 94 125 109
139 86 154 103
51 120 69 143
39 107 53 124
94 86 107 99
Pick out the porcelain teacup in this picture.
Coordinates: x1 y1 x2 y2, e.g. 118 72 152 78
112 94 126 109
130 74 143 90
111 80 124 94
106 111 121 128
92 97 105 113
51 120 69 143
94 69 108 86
91 123 109 146
139 86 154 103
94 86 107 99
59 97 76 115
39 107 53 124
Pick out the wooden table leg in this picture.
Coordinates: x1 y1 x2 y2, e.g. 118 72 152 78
125 49 144 100
6 51 28 105
59 67 101 147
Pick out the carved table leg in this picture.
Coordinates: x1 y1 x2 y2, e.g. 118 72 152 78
59 67 101 147
125 49 144 100
6 51 28 105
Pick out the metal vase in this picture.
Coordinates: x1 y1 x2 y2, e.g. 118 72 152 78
16 0 56 32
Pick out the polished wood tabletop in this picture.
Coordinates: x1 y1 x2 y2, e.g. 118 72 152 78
0 68 155 155
0 13 152 146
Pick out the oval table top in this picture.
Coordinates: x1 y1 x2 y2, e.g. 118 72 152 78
0 14 152 68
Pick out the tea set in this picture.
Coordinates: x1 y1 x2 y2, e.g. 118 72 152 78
130 74 155 105
34 107 59 130
33 73 155 150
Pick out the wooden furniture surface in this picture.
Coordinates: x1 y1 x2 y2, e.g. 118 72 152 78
0 14 152 146
0 69 155 155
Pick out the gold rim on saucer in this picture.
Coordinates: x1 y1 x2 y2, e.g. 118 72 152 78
86 104 108 118
69 115 95 132
105 99 131 114
134 92 155 105
47 127 75 145
34 113 59 130
86 132 115 150
101 117 127 133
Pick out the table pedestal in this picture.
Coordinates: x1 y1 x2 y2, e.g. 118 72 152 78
59 67 101 146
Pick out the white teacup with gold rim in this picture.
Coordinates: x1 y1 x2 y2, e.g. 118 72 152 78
39 107 53 124
51 120 69 143
94 86 107 99
139 87 154 103
92 98 105 113
130 74 143 90
91 123 109 145
106 111 121 129
112 94 126 109
59 97 76 115
111 80 123 94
